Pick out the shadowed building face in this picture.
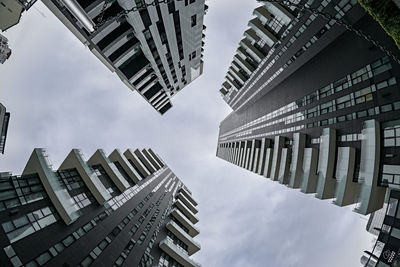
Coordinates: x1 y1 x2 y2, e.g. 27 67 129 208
0 148 200 267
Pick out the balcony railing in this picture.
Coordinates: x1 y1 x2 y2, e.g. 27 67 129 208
159 237 201 267
167 221 200 255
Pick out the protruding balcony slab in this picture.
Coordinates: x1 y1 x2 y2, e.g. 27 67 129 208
59 149 111 205
22 149 81 225
166 221 201 256
354 120 386 215
251 139 262 173
159 237 201 267
278 148 291 185
123 149 150 178
88 149 130 192
148 148 165 167
180 187 198 207
333 147 357 207
142 149 162 170
270 136 285 180
134 149 157 174
108 149 141 183
171 208 200 238
244 140 252 169
257 138 271 175
175 199 199 224
248 18 277 47
253 6 273 23
288 133 305 188
177 192 198 214
263 148 273 178
301 148 319 194
315 128 336 200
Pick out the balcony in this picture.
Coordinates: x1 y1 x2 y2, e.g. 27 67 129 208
288 133 305 189
180 187 198 206
244 28 261 44
166 221 200 255
270 136 284 181
239 38 264 63
88 149 130 192
22 149 81 225
248 18 277 47
300 148 319 194
175 199 199 224
332 147 357 207
177 192 198 214
171 208 200 237
233 55 254 75
354 120 386 215
159 237 201 267
59 149 111 205
315 128 336 200
108 149 142 184
253 6 273 23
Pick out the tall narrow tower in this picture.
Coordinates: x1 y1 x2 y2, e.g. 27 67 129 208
0 103 10 154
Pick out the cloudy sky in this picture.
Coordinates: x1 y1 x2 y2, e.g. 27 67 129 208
0 0 375 266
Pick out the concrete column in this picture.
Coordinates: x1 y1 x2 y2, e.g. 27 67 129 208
270 136 285 181
257 138 271 175
315 128 336 200
278 148 291 185
300 148 319 194
333 147 357 207
288 133 306 189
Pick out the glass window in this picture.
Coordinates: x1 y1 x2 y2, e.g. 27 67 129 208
391 227 400 239
387 198 398 216
81 257 93 267
62 235 74 247
377 80 388 89
389 77 397 86
13 216 29 228
381 104 393 113
2 221 15 233
357 110 367 118
54 243 65 253
36 252 52 265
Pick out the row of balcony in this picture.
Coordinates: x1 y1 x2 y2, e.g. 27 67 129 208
220 2 294 102
217 119 387 216
22 147 165 225
159 185 200 266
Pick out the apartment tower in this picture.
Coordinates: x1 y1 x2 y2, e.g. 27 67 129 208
0 103 10 154
217 1 400 264
41 0 207 114
0 148 200 266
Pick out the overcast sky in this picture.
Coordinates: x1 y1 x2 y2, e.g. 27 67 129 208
0 0 375 266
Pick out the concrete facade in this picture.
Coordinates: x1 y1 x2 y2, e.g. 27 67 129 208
40 0 207 114
0 148 200 267
217 0 400 216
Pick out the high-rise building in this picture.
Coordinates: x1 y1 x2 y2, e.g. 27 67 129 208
0 0 36 31
361 190 400 266
0 148 200 267
216 0 400 216
0 103 10 154
366 204 387 237
41 0 207 115
0 34 12 64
